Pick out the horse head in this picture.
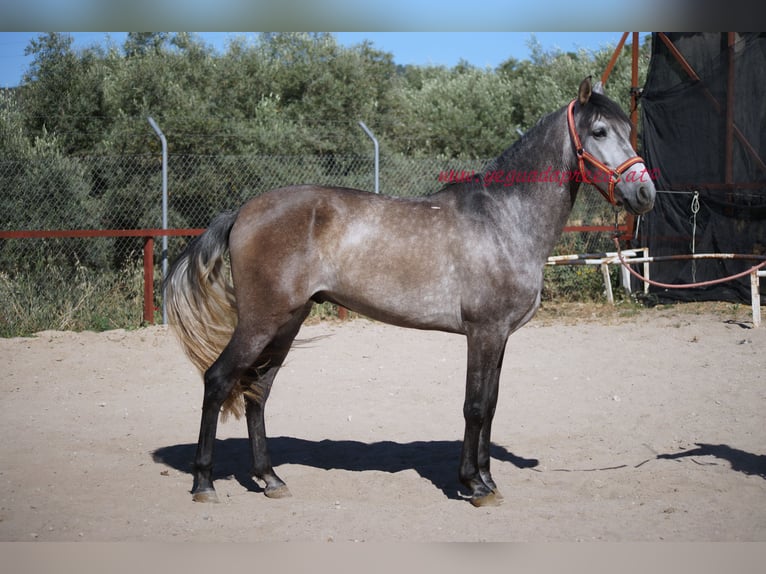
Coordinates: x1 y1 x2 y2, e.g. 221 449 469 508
570 76 656 215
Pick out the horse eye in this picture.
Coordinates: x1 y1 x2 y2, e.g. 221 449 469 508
593 127 607 138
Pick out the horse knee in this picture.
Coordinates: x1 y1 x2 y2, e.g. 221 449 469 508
463 402 485 425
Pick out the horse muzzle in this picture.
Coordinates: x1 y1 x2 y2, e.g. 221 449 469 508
614 164 656 215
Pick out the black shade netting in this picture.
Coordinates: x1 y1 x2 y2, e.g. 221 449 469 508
637 32 766 304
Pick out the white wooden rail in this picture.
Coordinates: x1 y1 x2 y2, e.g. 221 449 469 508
547 248 764 327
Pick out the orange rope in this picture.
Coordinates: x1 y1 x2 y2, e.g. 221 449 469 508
612 236 766 289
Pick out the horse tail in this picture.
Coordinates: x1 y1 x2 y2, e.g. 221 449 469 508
164 210 245 419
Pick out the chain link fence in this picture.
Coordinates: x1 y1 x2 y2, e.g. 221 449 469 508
1 150 624 336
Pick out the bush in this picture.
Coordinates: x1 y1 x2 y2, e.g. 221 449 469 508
0 261 146 337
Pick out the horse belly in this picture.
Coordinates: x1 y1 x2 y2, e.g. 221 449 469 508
319 235 464 332
339 287 463 333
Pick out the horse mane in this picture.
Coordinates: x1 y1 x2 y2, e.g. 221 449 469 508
433 90 629 194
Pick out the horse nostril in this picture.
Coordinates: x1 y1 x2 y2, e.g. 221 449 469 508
638 185 651 204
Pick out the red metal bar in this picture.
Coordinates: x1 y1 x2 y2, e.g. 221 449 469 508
600 32 629 86
667 182 765 190
611 252 766 264
624 32 641 241
657 33 700 81
143 237 154 324
563 224 629 234
1 224 621 327
0 228 203 239
630 32 639 151
0 228 203 327
725 32 735 185
657 32 766 173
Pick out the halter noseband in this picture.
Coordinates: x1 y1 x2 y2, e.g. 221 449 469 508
566 99 645 205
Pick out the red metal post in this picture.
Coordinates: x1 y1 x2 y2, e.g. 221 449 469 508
622 32 642 242
630 32 639 151
143 236 155 324
725 32 735 185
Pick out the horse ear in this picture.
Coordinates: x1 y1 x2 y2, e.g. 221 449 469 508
578 76 592 105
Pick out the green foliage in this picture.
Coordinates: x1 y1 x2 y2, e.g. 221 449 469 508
543 265 616 302
13 32 651 160
0 91 32 159
394 65 519 158
21 33 112 154
1 32 653 335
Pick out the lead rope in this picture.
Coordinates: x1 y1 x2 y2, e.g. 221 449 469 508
612 226 766 290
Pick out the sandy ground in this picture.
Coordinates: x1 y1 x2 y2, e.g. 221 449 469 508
0 302 764 542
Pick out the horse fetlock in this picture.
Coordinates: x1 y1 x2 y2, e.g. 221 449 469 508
264 484 292 499
479 469 500 492
460 468 504 507
470 490 504 508
255 470 291 499
192 488 220 503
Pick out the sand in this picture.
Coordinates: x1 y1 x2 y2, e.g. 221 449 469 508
1 302 764 542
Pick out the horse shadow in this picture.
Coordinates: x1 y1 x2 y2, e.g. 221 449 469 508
152 437 540 500
656 443 766 479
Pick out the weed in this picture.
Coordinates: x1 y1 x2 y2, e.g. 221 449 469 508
2 258 647 337
0 262 145 337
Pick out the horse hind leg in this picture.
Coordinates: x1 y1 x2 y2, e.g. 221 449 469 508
243 303 313 499
244 386 289 499
192 319 289 503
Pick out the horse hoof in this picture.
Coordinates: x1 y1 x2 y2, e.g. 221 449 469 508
192 489 220 503
264 484 292 499
470 491 503 507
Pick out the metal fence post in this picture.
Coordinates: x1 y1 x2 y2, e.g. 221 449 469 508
147 117 168 324
358 121 379 194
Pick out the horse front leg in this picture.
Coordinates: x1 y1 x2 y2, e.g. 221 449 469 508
476 386 503 502
459 328 507 507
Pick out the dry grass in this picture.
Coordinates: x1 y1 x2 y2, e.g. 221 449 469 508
1 260 757 338
0 262 147 337
533 299 755 326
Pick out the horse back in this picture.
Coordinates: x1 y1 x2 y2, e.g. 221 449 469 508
227 184 540 332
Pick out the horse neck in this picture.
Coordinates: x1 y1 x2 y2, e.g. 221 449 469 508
483 106 580 260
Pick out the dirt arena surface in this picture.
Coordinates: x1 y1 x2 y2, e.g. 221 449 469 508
1 302 764 542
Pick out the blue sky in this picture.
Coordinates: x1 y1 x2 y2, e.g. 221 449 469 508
0 31 637 88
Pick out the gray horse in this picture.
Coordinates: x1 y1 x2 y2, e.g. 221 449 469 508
164 76 655 507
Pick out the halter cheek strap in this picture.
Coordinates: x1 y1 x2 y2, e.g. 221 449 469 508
566 99 645 205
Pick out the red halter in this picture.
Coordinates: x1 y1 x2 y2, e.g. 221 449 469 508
566 99 645 205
